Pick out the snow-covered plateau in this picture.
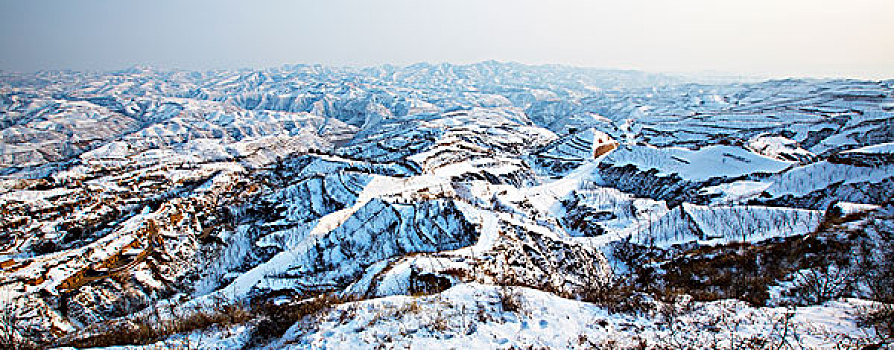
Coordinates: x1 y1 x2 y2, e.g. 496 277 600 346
1 62 893 349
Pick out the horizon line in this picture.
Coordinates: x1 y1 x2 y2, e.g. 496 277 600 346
1 60 891 82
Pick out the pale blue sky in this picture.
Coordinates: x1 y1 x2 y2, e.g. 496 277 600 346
1 0 892 79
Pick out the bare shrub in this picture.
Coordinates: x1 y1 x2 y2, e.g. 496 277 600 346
854 226 894 344
577 267 656 315
785 265 855 306
497 286 523 314
0 290 38 350
248 293 353 347
609 236 658 271
856 303 894 346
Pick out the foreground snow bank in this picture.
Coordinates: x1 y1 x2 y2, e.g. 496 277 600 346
52 283 882 350
275 283 876 350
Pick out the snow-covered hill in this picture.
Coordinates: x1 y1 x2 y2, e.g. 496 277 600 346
1 62 893 349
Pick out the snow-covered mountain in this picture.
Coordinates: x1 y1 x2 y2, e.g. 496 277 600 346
1 62 893 349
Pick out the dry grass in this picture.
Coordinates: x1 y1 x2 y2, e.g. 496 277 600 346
609 231 856 307
247 293 354 347
59 302 252 349
56 292 352 349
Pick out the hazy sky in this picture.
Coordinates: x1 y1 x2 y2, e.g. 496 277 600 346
1 0 892 79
